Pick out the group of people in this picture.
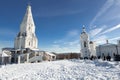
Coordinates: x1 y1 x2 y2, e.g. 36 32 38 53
102 55 111 61
84 54 112 61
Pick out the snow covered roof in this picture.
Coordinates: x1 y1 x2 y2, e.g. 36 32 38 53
0 52 10 57
100 43 117 47
2 53 9 57
32 49 40 51
2 48 14 51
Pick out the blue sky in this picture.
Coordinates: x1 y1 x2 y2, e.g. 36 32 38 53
0 0 120 53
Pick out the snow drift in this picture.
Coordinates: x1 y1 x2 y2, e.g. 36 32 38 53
0 59 120 80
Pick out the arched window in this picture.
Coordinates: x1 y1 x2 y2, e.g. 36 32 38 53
107 53 109 56
84 41 86 47
29 27 30 30
102 53 104 57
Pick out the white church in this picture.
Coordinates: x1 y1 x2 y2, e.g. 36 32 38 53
14 5 38 50
1 5 56 64
80 26 120 59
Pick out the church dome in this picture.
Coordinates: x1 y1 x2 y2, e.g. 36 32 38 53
81 26 87 34
81 32 86 34
89 41 93 44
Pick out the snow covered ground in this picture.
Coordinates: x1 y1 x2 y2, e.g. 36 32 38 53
0 59 120 80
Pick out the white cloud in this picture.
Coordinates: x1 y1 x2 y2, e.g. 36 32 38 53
67 29 80 37
0 28 16 36
100 24 120 35
54 29 80 44
90 0 120 28
93 35 108 45
109 37 120 41
89 25 106 37
43 44 80 53
90 0 114 26
108 37 120 44
0 41 13 52
53 40 63 44
46 29 80 53
64 40 79 46
52 39 80 53
89 24 120 45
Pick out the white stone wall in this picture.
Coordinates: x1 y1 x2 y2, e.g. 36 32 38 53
90 42 96 56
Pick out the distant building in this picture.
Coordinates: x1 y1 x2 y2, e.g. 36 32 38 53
96 40 120 58
0 50 11 65
43 52 56 61
80 27 120 59
89 41 96 57
56 53 80 60
80 26 96 59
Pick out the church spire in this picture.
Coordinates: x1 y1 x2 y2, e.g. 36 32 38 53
20 4 35 34
82 25 86 33
27 0 32 12
15 4 38 49
27 3 31 12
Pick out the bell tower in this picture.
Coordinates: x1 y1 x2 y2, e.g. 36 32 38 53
80 26 90 58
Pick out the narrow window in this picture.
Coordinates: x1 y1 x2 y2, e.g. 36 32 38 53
29 27 30 30
84 41 86 47
29 42 30 46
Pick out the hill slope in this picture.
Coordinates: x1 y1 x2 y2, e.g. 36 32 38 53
0 59 120 80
